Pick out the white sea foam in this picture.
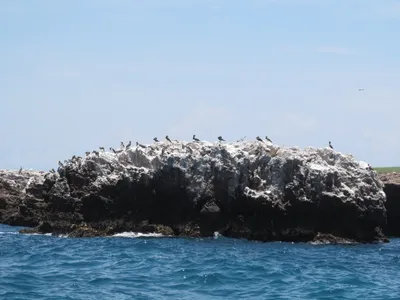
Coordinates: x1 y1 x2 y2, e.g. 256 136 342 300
112 232 166 238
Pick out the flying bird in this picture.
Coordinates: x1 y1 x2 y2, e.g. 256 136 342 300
358 88 364 92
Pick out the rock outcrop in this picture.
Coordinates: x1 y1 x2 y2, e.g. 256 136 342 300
378 172 400 236
0 141 388 243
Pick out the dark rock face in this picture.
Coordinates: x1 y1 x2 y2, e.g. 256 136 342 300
379 173 400 236
0 142 389 244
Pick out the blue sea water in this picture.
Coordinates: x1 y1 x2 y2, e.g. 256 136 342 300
1 224 400 300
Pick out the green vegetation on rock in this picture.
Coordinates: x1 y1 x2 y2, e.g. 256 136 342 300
374 167 400 174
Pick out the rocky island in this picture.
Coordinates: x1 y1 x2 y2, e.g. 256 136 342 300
0 139 392 243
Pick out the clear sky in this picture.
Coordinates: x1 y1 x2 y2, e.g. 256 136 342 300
1 0 399 170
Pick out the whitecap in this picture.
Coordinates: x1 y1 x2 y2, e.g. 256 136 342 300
112 232 165 238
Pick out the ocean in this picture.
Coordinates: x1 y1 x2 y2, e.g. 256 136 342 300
0 224 399 300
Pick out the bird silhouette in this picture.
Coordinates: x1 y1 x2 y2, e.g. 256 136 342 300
153 137 159 142
136 142 147 149
193 135 200 142
165 135 172 143
218 136 225 142
256 136 264 143
265 136 273 143
329 141 334 149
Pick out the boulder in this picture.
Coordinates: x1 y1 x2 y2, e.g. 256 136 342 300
378 172 400 236
0 141 389 243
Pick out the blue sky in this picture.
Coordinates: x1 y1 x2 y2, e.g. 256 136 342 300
1 0 399 170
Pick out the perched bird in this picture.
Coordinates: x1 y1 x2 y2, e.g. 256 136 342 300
193 135 200 142
265 136 273 143
218 136 225 142
256 136 264 143
126 141 131 148
329 141 334 149
18 167 22 174
85 151 90 156
58 161 64 167
99 147 105 152
153 137 159 142
136 142 147 149
110 147 117 154
120 142 125 149
50 168 56 173
93 150 99 156
165 135 172 143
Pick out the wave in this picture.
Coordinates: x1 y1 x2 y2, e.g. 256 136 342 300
112 232 166 238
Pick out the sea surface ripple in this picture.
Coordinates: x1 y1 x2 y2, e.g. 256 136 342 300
1 224 400 299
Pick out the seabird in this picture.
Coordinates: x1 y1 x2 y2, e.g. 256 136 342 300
165 135 172 143
110 147 122 153
120 142 125 149
329 141 334 149
99 147 105 152
50 169 55 173
58 161 64 167
218 136 225 142
18 167 22 174
126 141 131 148
93 150 99 156
85 151 90 156
358 88 364 92
265 136 273 143
193 135 200 142
136 142 147 149
153 137 159 142
256 136 264 143
72 155 76 160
